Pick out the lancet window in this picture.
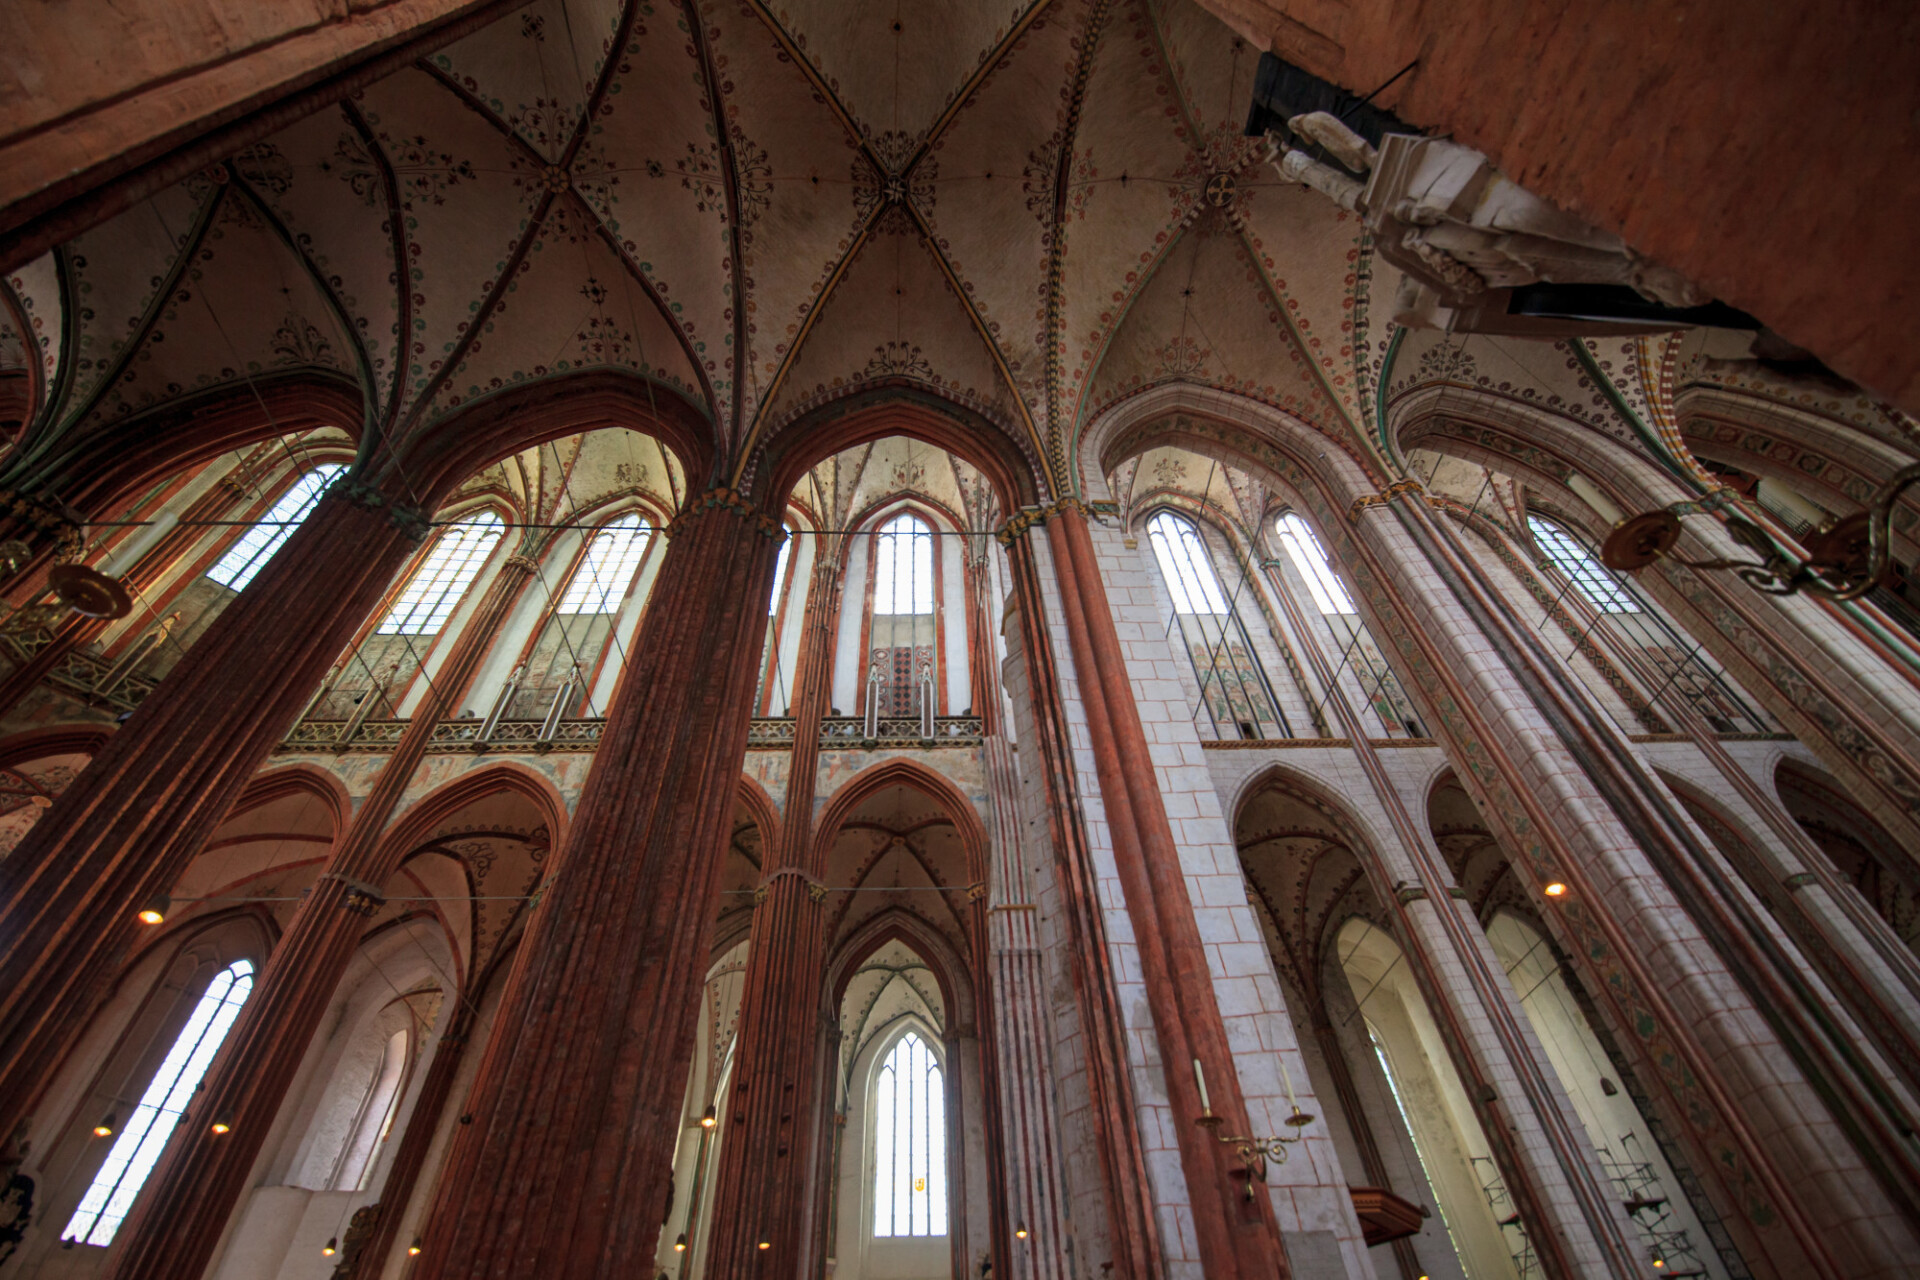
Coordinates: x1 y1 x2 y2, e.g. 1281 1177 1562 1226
1145 511 1285 740
1270 512 1423 738
556 514 651 614
867 513 938 723
1525 514 1768 734
61 960 255 1247
206 464 344 591
872 1030 947 1239
377 513 505 636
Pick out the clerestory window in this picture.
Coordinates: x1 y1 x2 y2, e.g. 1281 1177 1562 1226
1148 511 1231 614
873 514 933 616
62 960 255 1247
872 1030 947 1239
557 514 652 614
1274 513 1357 614
376 513 505 635
206 464 344 591
1529 516 1639 614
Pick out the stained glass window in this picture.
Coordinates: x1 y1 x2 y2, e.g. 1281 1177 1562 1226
206 465 343 591
557 514 651 614
872 1031 947 1238
376 513 505 635
62 960 255 1247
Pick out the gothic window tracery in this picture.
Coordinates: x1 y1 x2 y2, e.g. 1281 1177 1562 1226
871 1029 947 1239
868 513 937 722
556 514 651 614
377 513 505 636
1145 511 1284 740
61 960 254 1247
206 464 344 592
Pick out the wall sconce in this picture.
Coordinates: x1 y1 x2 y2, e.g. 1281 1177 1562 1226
1600 461 1920 600
1193 1059 1316 1200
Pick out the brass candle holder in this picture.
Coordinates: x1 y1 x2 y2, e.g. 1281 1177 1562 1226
1192 1058 1316 1199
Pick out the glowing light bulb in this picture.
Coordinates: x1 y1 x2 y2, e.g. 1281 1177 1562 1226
1543 881 1567 898
93 1112 117 1138
674 1234 688 1253
210 1116 231 1135
700 1104 717 1129
137 894 169 925
758 1241 771 1251
322 1237 337 1257
1014 1223 1029 1240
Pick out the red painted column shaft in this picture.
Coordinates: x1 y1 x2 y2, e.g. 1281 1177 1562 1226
1046 510 1291 1280
0 488 426 1151
413 497 783 1277
101 552 537 1280
705 542 840 1276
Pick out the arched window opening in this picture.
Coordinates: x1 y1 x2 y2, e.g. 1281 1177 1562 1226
868 514 937 723
330 1028 409 1191
206 464 344 591
62 960 255 1247
1144 512 1286 740
1270 511 1422 738
872 1031 947 1239
1526 514 1769 734
377 512 505 636
758 527 797 714
557 514 651 614
1529 516 1638 614
1274 513 1356 614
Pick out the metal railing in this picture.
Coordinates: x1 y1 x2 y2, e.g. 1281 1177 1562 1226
276 714 985 755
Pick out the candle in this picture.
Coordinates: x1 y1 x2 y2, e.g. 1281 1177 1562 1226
1280 1058 1298 1110
1194 1058 1212 1114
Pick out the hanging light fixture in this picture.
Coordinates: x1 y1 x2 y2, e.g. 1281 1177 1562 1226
700 1104 717 1129
408 1239 422 1256
758 1240 771 1250
673 1233 688 1253
1014 1222 1029 1240
93 1112 117 1138
1600 460 1920 601
321 1237 337 1257
137 894 169 925
210 1112 232 1135
1543 881 1568 898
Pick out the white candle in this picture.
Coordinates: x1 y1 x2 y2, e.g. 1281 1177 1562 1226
1280 1058 1298 1110
1193 1058 1211 1114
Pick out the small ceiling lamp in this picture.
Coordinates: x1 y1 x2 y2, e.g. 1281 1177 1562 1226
673 1233 687 1253
210 1113 232 1135
93 1112 117 1138
700 1104 717 1129
408 1239 422 1256
1543 881 1567 898
137 894 169 925
321 1237 337 1257
1014 1222 1029 1240
758 1240 771 1250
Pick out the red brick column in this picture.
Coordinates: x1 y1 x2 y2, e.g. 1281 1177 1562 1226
412 496 783 1277
0 485 427 1150
1046 509 1291 1280
704 540 839 1274
101 549 538 1280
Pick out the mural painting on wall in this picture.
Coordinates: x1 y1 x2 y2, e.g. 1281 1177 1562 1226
1188 638 1277 735
872 646 936 718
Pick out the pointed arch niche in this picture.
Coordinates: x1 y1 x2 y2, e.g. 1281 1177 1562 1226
815 765 993 1280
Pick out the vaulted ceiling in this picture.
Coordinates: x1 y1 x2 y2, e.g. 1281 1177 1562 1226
0 0 1899 513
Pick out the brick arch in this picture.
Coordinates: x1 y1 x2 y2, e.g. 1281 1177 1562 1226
810 756 988 890
826 906 976 1042
369 762 567 877
753 386 1047 515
